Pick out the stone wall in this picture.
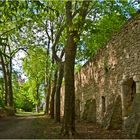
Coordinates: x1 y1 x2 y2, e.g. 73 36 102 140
74 14 140 136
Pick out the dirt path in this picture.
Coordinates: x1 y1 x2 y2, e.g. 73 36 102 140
0 115 42 139
0 114 132 139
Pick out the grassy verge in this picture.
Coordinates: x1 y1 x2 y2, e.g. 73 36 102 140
16 111 44 117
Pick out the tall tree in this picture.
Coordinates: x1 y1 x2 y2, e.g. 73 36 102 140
0 0 32 108
55 62 64 122
62 1 91 136
0 43 14 107
23 47 47 112
50 68 58 118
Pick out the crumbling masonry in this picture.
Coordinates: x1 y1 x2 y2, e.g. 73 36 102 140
74 15 140 137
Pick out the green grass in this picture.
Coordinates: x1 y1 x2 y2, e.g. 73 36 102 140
16 111 44 116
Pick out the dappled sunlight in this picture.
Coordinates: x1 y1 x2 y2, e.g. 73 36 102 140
15 111 45 119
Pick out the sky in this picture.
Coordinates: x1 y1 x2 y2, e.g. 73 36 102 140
12 50 27 80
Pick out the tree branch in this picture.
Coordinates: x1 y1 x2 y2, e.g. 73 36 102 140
75 0 91 34
52 24 66 62
0 28 16 37
0 49 10 58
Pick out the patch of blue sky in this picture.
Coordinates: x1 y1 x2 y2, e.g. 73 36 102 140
12 50 28 80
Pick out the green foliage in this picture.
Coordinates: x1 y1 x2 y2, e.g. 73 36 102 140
22 47 49 108
23 47 47 81
0 0 139 111
14 88 34 112
13 74 34 111
89 13 125 52
76 0 138 62
0 0 29 38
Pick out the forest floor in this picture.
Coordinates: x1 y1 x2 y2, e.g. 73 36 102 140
0 113 132 139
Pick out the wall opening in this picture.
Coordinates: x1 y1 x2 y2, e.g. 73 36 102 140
122 77 140 137
75 99 80 119
101 95 123 130
122 78 136 117
131 80 136 102
82 99 96 122
101 96 106 115
109 95 123 130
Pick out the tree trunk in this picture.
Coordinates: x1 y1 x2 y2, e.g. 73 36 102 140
63 36 76 136
50 69 58 119
8 57 13 107
0 54 8 106
1 79 4 100
36 105 39 113
44 59 50 114
62 2 77 136
36 84 40 113
55 62 64 122
1 54 14 107
63 34 76 135
62 1 90 136
45 76 51 114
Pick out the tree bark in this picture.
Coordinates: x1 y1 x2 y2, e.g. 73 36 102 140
0 78 4 102
55 62 64 122
8 57 13 107
0 54 8 106
62 1 90 136
63 33 76 136
50 69 58 119
0 52 14 107
36 84 40 113
45 80 51 114
62 2 76 136
45 76 51 114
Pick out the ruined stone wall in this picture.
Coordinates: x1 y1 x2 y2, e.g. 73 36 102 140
75 14 140 134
